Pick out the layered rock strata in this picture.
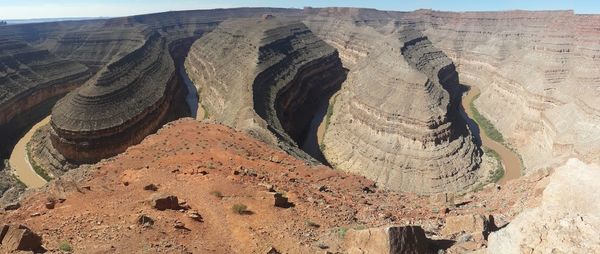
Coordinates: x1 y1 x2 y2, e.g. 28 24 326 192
185 18 346 160
49 32 178 164
307 8 600 172
409 10 600 171
0 38 90 157
305 17 480 193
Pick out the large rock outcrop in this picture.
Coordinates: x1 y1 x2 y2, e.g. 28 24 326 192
345 226 432 254
185 18 346 160
487 158 600 253
49 32 179 164
305 16 481 193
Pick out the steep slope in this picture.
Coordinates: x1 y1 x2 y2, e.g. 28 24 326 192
0 38 90 158
304 16 481 193
400 10 600 172
185 18 346 161
1 119 576 253
48 32 179 165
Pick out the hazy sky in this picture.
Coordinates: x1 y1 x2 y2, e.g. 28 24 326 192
1 0 598 19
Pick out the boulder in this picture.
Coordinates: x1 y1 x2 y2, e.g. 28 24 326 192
487 159 600 254
137 215 154 227
441 214 493 240
3 202 20 211
0 224 43 252
143 183 159 191
345 226 431 254
151 194 181 211
273 193 292 208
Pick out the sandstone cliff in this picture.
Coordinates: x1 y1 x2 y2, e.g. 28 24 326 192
305 16 481 193
185 18 346 161
49 32 177 164
0 38 90 158
408 10 600 172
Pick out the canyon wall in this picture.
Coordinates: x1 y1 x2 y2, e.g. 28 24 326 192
49 32 178 164
305 7 600 184
305 16 481 193
388 10 600 172
185 18 346 160
0 38 90 157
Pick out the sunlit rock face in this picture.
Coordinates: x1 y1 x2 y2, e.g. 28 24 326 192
305 15 481 194
405 10 600 171
50 32 178 164
0 38 90 157
185 18 346 161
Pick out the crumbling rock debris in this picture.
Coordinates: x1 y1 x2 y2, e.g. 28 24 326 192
187 210 203 222
3 202 20 211
259 182 276 192
265 246 281 254
174 221 190 231
137 215 154 227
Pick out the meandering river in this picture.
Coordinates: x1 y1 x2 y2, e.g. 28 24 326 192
461 86 522 184
9 116 50 188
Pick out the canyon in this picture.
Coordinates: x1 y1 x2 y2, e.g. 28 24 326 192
0 7 599 253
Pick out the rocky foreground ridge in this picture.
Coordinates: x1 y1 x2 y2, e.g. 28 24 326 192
1 119 597 253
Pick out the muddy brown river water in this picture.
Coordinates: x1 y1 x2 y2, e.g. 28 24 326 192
462 86 522 184
9 116 50 188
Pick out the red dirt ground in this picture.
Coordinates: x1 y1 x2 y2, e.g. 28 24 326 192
0 118 551 253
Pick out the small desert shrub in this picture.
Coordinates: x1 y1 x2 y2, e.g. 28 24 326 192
337 227 348 238
58 241 72 252
231 203 248 214
210 191 223 198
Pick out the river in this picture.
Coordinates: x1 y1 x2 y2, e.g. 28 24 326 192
461 86 522 184
8 116 50 188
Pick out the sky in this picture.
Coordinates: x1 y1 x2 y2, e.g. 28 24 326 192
1 0 599 20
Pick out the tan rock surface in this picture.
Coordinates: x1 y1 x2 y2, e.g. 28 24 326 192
487 158 600 253
305 17 481 193
185 18 346 161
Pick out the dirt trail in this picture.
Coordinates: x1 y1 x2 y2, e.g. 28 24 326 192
8 116 50 188
462 86 522 184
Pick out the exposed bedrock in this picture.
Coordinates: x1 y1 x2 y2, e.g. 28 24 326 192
305 17 481 193
0 38 91 158
0 8 301 71
49 32 181 164
185 18 346 161
409 10 600 171
307 8 600 172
